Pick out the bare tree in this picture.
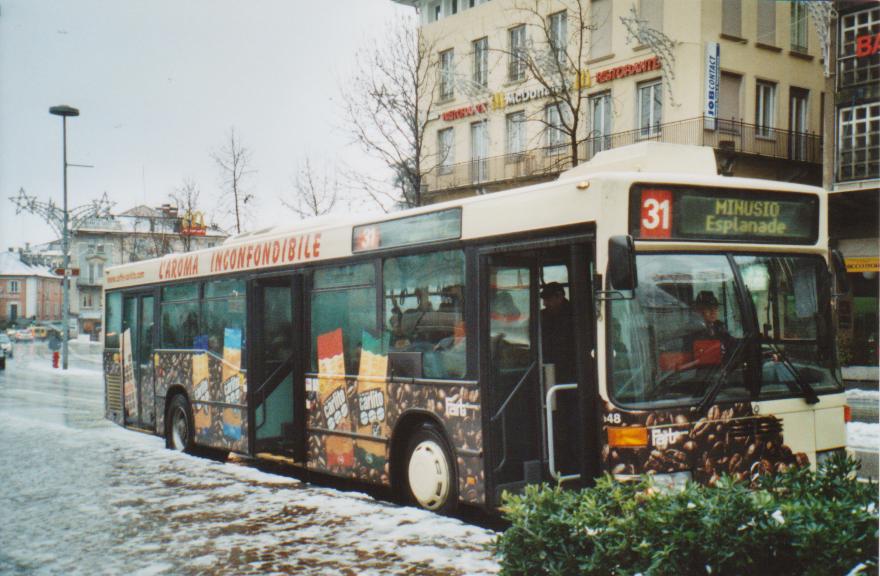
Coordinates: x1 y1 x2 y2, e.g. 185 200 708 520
343 15 439 210
169 177 202 252
281 157 340 219
497 0 599 167
212 127 255 234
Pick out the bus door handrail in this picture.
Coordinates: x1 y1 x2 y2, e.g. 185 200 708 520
254 353 295 429
490 360 537 475
546 382 580 484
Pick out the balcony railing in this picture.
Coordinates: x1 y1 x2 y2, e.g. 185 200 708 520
425 116 822 195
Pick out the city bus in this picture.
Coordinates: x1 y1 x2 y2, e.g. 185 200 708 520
102 143 849 513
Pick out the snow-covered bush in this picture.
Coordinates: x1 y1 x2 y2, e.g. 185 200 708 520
495 453 877 576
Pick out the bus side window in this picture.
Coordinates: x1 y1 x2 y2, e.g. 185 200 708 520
383 250 467 379
311 263 377 375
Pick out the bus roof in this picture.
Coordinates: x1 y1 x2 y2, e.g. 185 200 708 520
105 144 825 290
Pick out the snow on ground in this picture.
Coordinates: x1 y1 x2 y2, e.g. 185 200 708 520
0 344 500 576
848 422 880 451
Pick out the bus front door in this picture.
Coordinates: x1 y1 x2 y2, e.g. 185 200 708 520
483 241 598 503
250 275 305 459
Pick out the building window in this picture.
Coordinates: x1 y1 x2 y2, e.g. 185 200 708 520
438 127 455 174
472 37 488 87
722 0 742 38
757 0 776 46
637 80 662 137
82 292 93 308
590 92 612 155
450 0 458 15
431 2 441 22
590 0 612 58
508 25 527 81
789 87 809 160
439 49 455 99
470 120 489 183
638 0 663 40
790 1 808 53
548 10 567 67
838 103 880 182
9 280 19 294
506 111 526 156
755 80 776 137
838 7 880 90
545 104 567 150
718 72 742 132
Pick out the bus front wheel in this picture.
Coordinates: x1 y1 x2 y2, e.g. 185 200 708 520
404 423 458 514
166 394 194 453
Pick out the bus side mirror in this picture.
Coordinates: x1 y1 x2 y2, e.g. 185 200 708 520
608 235 638 291
831 249 850 296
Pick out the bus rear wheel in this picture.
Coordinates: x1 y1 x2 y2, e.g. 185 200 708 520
166 394 194 453
404 423 458 514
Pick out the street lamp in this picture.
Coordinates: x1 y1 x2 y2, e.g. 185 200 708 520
49 104 79 371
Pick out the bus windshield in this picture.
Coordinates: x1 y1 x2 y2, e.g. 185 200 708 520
610 253 841 407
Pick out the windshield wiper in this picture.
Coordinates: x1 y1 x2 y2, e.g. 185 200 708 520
697 334 752 413
764 341 820 405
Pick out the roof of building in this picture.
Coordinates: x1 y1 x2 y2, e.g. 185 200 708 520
0 251 60 279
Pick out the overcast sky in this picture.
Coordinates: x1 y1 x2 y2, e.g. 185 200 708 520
0 0 408 250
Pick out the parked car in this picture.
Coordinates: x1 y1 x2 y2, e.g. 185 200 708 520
31 326 49 340
0 334 12 358
14 329 34 342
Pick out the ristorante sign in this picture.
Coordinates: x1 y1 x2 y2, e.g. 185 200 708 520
595 56 661 84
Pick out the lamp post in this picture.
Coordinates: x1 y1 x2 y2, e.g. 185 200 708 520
49 105 79 370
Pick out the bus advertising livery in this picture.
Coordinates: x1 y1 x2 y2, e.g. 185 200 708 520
102 143 848 513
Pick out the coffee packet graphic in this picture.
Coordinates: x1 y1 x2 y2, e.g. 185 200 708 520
317 328 354 470
192 352 211 434
355 330 390 472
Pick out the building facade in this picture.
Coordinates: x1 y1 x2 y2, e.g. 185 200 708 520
21 205 226 335
0 251 62 326
397 0 827 201
824 0 878 370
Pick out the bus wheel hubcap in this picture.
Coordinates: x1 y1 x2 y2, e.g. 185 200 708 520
408 440 450 510
171 408 187 450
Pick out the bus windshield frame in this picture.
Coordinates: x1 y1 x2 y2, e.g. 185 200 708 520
608 251 842 410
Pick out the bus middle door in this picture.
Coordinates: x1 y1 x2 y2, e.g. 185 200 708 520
250 274 305 460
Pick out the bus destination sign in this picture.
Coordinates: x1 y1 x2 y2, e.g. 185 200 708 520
630 185 818 244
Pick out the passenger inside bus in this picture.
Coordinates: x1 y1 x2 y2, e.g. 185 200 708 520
539 282 575 384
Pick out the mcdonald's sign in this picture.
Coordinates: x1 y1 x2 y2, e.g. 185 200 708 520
180 211 207 236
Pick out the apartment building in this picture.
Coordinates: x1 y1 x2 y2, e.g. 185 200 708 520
0 251 62 326
824 0 878 369
23 205 226 335
395 0 827 201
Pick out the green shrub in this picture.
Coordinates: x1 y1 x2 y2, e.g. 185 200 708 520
495 453 878 576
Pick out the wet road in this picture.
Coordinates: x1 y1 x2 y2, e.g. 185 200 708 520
0 341 499 575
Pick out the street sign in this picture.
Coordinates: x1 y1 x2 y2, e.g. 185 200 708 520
54 268 80 276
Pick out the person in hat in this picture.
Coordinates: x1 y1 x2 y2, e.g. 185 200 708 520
686 290 734 367
540 282 575 383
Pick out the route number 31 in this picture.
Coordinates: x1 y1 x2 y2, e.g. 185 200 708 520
639 189 673 238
